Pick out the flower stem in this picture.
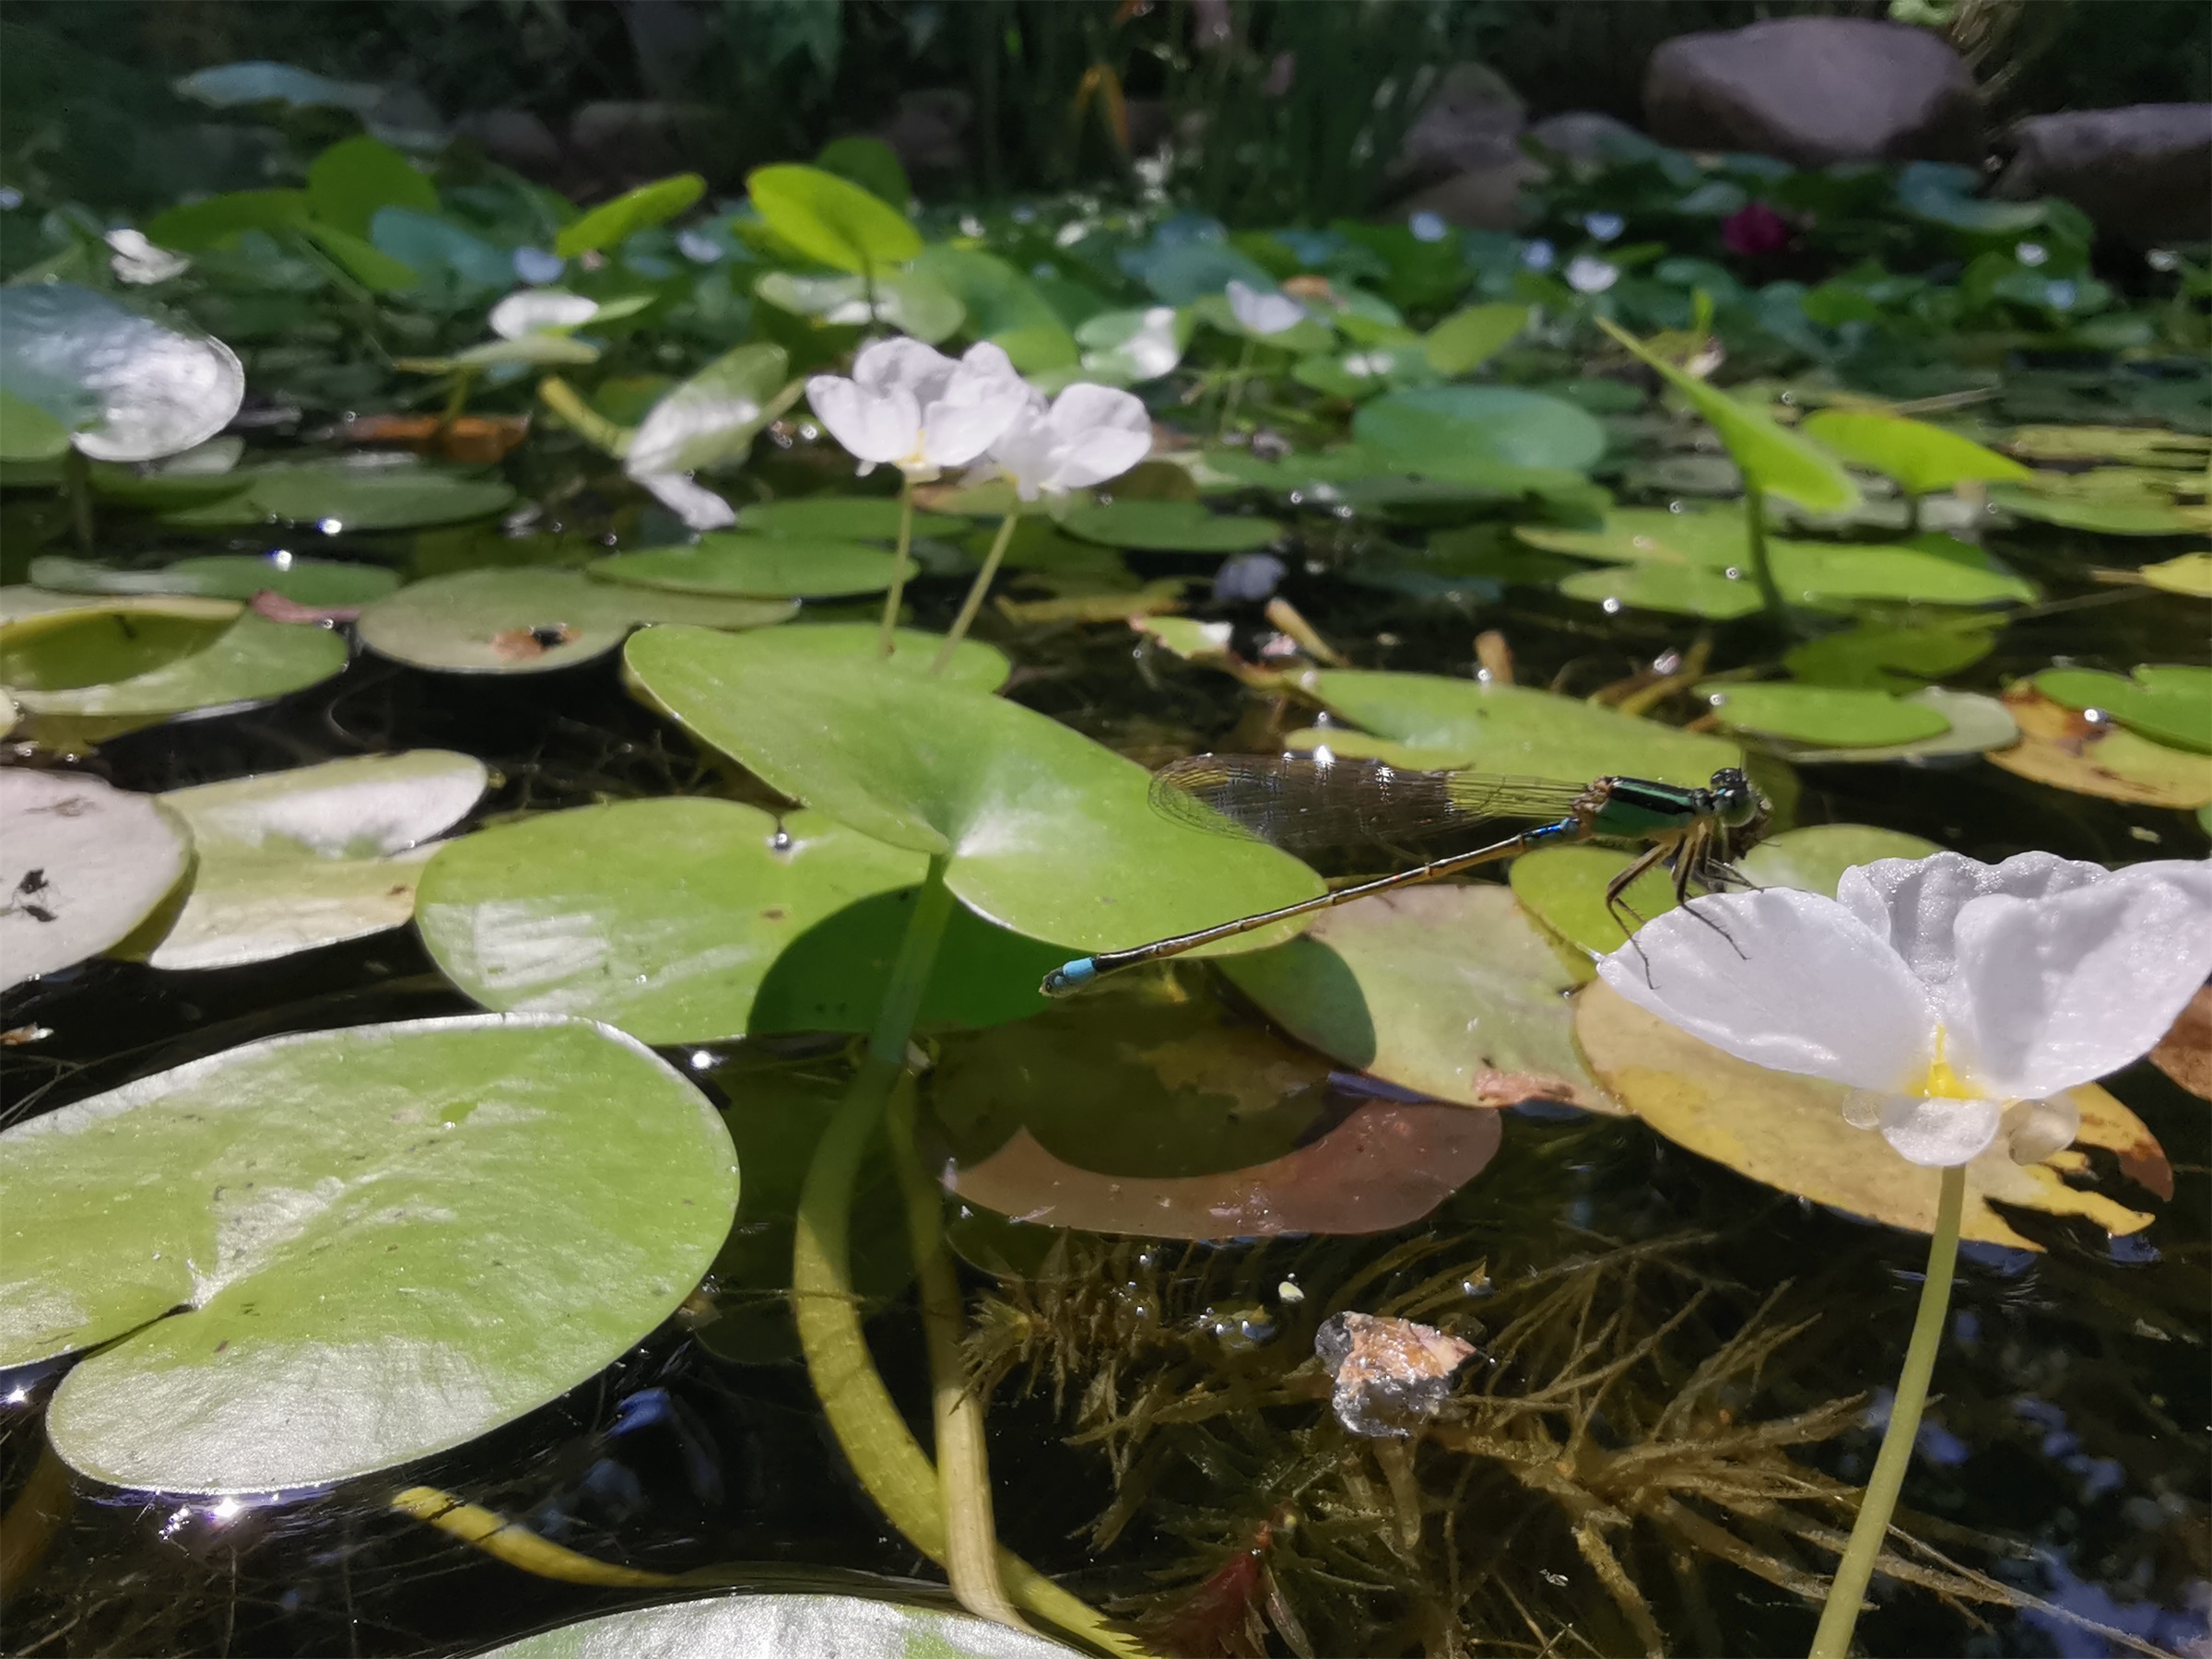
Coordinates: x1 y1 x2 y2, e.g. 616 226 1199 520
931 507 1020 675
877 478 916 658
1217 336 1256 438
1808 1161 1966 1659
1743 484 1791 633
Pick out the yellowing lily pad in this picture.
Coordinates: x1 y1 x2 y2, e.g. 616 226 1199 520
2 1014 737 1492
1986 685 2212 808
1 769 190 991
416 798 1063 1042
148 751 488 971
1574 980 2166 1249
2134 552 2212 596
589 534 909 598
2002 426 2210 467
1220 884 1618 1112
1289 667 1743 787
358 569 794 674
2034 665 2212 755
1696 681 1953 747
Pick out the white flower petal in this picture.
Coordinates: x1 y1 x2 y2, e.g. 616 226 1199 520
635 471 735 530
2000 1096 2078 1165
853 336 954 398
956 340 1023 388
807 376 919 467
1596 886 1935 1091
1941 858 2212 1100
489 288 599 340
1879 1094 2004 1167
920 385 1030 468
1837 850 2108 990
1227 279 1306 336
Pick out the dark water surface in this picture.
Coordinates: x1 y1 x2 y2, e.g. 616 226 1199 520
2 495 2206 1657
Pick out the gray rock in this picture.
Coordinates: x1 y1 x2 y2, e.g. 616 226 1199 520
1525 110 1661 168
1643 17 1980 167
1997 104 2212 246
872 88 971 177
1390 63 1525 193
567 101 724 194
1383 163 1537 233
454 110 564 182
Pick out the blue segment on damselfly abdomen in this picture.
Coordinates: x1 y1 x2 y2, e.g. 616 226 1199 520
1040 752 1769 995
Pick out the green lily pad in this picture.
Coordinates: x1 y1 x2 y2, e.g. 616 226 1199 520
29 554 399 609
1779 687 2019 765
590 535 908 598
1990 469 2212 536
2002 426 2210 467
1800 409 2030 498
1988 685 2212 809
416 799 1063 1042
1558 560 1762 618
357 569 794 674
2035 665 2212 755
1 769 190 992
1736 823 1943 898
624 626 1324 956
1 1014 737 1492
1518 507 1750 567
148 751 488 971
553 171 705 258
2136 552 2212 596
1289 667 1743 787
0 284 244 464
1783 621 1997 691
1221 884 1618 1112
484 1593 1080 1659
747 162 921 274
629 620 1008 697
1507 844 1690 958
2 600 348 724
162 458 518 531
1059 499 1283 553
735 497 966 541
1353 385 1607 475
1422 302 1530 376
1774 535 2036 607
1696 681 1954 747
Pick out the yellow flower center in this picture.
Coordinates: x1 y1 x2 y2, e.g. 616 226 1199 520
1917 1030 1977 1101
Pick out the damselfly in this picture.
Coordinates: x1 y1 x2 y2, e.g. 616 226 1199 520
1041 752 1771 994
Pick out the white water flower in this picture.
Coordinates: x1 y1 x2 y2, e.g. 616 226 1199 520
1565 254 1619 295
805 337 1030 480
983 383 1151 500
106 229 190 286
488 288 601 339
634 471 736 531
512 246 564 284
1599 851 2212 1168
1225 279 1306 337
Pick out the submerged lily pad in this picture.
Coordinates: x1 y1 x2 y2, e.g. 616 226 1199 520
149 751 488 971
1990 468 2212 536
416 799 1063 1042
162 458 517 531
1290 667 1743 787
2034 665 2212 755
1575 982 2167 1250
0 1014 737 1492
484 1593 1080 1659
1060 499 1283 553
0 284 243 464
1222 885 1618 1112
624 626 1324 956
29 554 399 609
1697 681 1953 747
0 770 190 992
735 497 965 541
1986 685 2212 808
590 535 908 598
358 569 793 674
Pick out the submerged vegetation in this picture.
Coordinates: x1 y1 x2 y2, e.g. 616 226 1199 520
2 4 2210 1655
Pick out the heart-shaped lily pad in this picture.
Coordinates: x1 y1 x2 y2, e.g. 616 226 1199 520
0 1014 737 1492
148 751 488 971
1735 823 1943 898
1 769 190 991
1353 385 1606 475
1696 681 1954 747
358 569 794 674
1783 622 1997 691
162 458 518 532
1221 884 1618 1112
624 627 1324 955
1575 981 2166 1250
0 284 244 464
590 535 908 598
1776 687 2018 765
28 554 399 609
1987 686 2212 808
483 1592 1080 1659
416 799 1062 1042
735 497 967 541
1289 667 1743 786
1799 409 2029 498
2 597 348 726
2034 665 2212 755
1060 499 1283 553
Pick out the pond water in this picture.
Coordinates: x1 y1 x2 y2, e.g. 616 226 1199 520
2 431 2206 1657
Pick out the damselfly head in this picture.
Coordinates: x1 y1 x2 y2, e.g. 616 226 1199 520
1707 768 1763 830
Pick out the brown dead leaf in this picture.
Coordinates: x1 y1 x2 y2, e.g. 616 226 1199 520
2149 983 2212 1103
488 622 581 661
1985 685 2212 808
344 413 530 465
250 590 360 625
